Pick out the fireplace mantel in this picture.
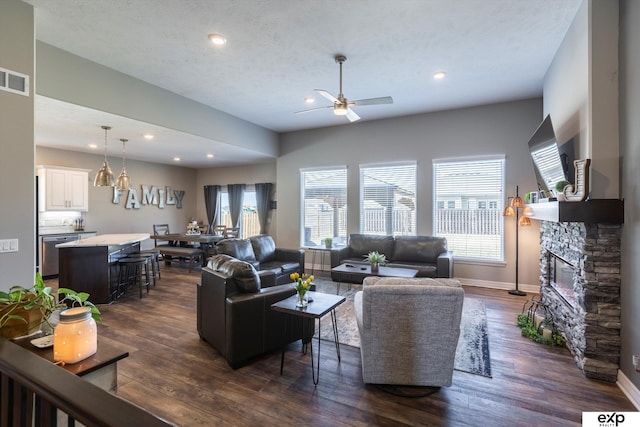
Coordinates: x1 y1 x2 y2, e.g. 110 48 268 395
526 199 624 223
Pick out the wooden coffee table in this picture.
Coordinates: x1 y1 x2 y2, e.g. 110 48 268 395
331 263 419 293
271 291 345 385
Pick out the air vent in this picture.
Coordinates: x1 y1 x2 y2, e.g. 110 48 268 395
0 67 29 96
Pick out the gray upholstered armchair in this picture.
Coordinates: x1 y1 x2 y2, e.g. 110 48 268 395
354 276 464 387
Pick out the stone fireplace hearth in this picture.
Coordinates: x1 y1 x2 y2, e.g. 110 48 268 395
539 221 621 382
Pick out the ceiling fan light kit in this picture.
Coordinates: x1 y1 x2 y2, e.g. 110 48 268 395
295 54 393 122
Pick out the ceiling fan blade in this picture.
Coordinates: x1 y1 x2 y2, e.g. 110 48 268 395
315 89 339 103
345 108 360 122
351 96 394 106
294 105 333 114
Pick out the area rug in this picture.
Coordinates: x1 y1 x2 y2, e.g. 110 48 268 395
316 281 492 378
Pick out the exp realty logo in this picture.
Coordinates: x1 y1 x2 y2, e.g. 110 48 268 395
583 412 640 427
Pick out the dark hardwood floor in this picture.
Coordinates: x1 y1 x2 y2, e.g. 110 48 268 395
47 265 635 426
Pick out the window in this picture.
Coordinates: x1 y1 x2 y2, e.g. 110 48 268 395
433 156 505 261
219 188 258 239
300 167 348 246
360 162 417 236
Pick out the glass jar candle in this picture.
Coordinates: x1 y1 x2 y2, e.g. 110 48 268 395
53 307 97 364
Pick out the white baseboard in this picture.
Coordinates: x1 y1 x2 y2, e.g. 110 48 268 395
617 370 640 410
455 277 540 294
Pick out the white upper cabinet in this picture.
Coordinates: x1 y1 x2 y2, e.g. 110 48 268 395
38 166 90 211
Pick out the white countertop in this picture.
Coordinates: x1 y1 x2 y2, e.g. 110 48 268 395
56 233 150 248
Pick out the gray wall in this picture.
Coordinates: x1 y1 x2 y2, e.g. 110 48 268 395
544 0 619 199
0 0 34 291
277 98 543 289
620 0 640 392
36 42 279 157
37 147 197 250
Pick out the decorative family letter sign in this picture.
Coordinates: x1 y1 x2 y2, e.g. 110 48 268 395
112 185 185 209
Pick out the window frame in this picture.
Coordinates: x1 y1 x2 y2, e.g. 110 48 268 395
359 161 417 236
432 155 506 262
300 166 348 247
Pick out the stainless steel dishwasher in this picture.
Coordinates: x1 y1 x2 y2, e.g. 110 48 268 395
41 234 78 277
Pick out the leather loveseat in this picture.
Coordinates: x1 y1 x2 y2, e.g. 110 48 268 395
214 235 304 286
197 254 313 369
331 234 453 282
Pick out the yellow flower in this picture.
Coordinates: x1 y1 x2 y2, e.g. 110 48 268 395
309 275 314 282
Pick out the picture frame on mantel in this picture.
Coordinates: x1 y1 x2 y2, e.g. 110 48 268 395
563 159 591 202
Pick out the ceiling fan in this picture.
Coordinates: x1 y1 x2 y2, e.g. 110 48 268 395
296 55 393 122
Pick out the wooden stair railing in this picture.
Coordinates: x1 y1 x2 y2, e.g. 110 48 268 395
0 337 172 427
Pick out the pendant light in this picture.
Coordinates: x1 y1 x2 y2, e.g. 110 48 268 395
94 125 115 187
115 138 131 191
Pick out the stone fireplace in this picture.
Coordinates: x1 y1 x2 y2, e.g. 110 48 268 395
538 220 622 382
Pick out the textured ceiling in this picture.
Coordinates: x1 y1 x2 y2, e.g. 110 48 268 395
23 0 582 168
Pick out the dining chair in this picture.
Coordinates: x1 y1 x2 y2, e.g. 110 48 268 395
211 225 227 236
152 224 172 248
224 227 240 238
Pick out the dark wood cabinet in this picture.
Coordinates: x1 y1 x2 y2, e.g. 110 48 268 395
59 243 140 304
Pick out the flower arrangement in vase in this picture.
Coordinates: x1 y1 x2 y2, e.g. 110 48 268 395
290 272 314 307
365 251 386 273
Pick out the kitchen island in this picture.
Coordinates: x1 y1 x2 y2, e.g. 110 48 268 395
57 234 150 304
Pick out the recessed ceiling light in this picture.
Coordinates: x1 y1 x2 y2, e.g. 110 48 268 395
433 71 446 80
173 157 181 162
304 97 315 104
207 153 214 158
143 134 154 140
88 144 98 149
208 34 227 46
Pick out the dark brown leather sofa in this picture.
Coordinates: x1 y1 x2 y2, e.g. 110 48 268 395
330 234 454 283
197 254 312 369
214 235 304 285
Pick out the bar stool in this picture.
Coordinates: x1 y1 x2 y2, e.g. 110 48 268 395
135 248 161 286
118 256 151 298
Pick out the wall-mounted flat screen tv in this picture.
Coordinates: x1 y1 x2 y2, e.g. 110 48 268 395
527 115 574 195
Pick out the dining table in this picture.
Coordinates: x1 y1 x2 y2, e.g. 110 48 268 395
151 233 225 265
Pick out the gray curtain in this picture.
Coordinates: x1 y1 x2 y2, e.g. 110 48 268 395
204 185 221 234
255 182 273 235
227 184 245 230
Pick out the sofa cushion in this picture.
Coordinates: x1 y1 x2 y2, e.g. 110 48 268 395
249 235 276 262
349 234 395 259
218 259 261 293
207 254 236 270
217 239 257 263
393 236 447 263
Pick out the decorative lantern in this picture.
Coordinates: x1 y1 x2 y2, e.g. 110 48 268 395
53 307 97 364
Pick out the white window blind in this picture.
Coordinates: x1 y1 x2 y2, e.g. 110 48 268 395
301 168 348 246
359 162 417 236
433 157 505 261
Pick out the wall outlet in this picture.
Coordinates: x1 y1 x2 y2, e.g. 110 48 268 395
0 239 18 253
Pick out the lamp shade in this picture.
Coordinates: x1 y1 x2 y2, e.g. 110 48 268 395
511 195 524 208
94 125 115 187
503 206 515 217
518 216 532 227
116 169 130 191
94 161 115 187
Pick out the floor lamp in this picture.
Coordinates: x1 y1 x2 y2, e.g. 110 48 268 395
503 185 530 296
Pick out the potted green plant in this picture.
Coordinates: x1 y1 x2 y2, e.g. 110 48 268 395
365 251 386 272
554 180 571 201
0 273 101 339
323 237 333 249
